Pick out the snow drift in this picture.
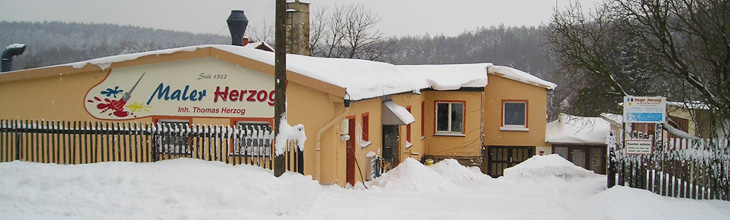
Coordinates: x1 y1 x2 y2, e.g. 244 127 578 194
0 159 319 219
429 159 491 182
503 154 598 179
368 158 461 192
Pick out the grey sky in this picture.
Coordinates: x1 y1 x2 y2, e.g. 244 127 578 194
0 0 602 37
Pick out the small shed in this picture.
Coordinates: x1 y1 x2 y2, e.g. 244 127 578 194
546 113 611 174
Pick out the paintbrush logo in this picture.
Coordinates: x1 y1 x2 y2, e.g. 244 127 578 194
87 73 147 118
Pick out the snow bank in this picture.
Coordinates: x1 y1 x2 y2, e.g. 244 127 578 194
368 158 461 192
0 159 319 219
429 159 491 182
571 186 730 219
503 154 597 179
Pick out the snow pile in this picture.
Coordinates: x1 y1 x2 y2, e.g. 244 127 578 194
368 158 461 192
0 159 319 219
429 159 491 182
503 154 597 179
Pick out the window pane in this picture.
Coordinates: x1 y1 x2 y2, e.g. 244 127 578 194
504 102 526 126
237 122 272 156
436 103 449 131
450 103 464 132
159 121 190 154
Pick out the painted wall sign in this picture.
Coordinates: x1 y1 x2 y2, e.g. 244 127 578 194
625 139 652 155
84 58 274 120
623 96 666 123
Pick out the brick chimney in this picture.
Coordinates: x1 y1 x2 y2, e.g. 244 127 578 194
286 0 310 56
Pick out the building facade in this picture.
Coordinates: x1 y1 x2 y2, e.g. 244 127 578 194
0 44 555 185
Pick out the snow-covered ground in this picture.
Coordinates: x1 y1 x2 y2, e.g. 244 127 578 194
1 155 728 220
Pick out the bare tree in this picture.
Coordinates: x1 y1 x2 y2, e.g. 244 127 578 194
309 4 395 61
547 0 730 136
247 18 275 44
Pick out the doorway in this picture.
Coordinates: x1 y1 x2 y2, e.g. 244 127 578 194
382 125 399 167
552 144 607 174
484 146 534 177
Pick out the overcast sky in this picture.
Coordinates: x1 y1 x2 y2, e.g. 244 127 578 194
0 0 602 37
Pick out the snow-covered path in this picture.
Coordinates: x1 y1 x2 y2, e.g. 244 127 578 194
1 156 728 220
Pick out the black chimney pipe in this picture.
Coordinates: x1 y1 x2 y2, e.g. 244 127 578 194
1 44 26 72
227 10 249 46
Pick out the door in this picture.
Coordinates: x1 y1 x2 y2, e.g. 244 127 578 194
484 146 534 177
571 149 586 168
346 117 356 186
382 125 399 167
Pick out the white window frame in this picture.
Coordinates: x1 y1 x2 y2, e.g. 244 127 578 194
435 101 465 136
501 101 529 131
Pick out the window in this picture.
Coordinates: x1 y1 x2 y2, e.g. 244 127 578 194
406 106 412 148
157 119 191 154
421 101 425 137
362 113 369 141
234 121 272 156
435 101 464 135
502 101 528 131
361 113 371 147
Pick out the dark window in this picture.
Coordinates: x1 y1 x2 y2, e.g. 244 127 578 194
235 121 272 156
503 101 527 128
362 114 369 141
158 120 191 154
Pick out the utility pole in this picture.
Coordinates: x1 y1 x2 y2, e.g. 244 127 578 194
273 0 287 177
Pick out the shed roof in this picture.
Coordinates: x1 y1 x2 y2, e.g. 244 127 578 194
546 113 611 145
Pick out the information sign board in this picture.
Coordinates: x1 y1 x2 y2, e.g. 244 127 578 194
623 96 666 123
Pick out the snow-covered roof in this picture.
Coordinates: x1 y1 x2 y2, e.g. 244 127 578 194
600 113 623 125
487 66 557 90
11 44 555 101
667 101 709 110
397 64 490 90
242 41 274 51
546 113 611 145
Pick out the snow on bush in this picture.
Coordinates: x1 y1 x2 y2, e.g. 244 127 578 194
429 159 491 182
0 159 319 219
503 154 597 179
368 158 461 192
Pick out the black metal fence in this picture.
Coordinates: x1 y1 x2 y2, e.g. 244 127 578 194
609 131 730 201
0 119 304 174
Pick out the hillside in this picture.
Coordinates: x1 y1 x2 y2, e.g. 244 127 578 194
0 21 229 70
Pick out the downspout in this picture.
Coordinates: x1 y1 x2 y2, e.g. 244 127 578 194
316 98 350 182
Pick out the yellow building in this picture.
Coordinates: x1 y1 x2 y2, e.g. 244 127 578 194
0 44 555 185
